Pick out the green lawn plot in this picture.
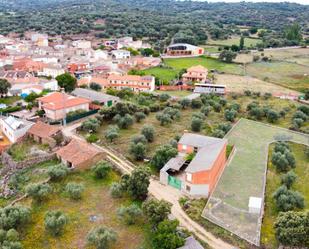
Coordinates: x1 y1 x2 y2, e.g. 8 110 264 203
207 37 262 47
154 90 192 98
261 143 309 249
141 56 244 83
0 96 20 105
20 169 151 249
246 61 309 92
203 118 309 246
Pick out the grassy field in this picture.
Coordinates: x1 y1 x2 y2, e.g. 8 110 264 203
203 119 309 246
19 168 151 249
261 143 309 249
0 96 20 105
142 56 244 83
207 36 262 47
246 61 309 92
215 74 301 95
153 90 192 98
8 139 49 161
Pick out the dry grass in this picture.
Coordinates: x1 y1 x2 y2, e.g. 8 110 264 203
19 170 151 249
215 74 301 95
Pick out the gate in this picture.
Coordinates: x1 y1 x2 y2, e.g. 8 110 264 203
168 175 182 190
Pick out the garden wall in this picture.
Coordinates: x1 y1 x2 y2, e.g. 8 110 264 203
1 151 56 176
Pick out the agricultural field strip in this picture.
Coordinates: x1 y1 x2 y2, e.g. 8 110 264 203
202 118 309 245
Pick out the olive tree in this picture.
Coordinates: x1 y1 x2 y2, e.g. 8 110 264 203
87 226 117 249
65 182 84 200
26 183 52 202
44 210 67 236
92 161 112 179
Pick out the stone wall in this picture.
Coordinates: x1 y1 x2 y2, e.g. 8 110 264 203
1 151 56 176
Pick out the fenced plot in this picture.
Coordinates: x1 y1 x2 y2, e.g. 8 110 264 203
202 119 309 246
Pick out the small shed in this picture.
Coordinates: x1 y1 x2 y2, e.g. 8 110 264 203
248 197 262 214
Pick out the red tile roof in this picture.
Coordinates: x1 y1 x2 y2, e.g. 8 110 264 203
28 121 60 138
38 92 91 111
56 139 102 166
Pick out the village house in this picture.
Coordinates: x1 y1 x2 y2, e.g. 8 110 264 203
72 40 92 49
37 92 91 121
182 65 208 83
111 50 130 59
56 139 105 170
0 116 34 143
166 43 204 57
0 70 40 84
67 63 89 74
27 121 62 148
38 64 65 78
105 74 155 92
13 58 46 73
71 88 120 107
160 133 227 197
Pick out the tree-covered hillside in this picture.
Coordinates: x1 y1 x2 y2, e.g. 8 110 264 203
0 0 308 48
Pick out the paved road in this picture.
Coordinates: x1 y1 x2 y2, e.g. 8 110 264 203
63 122 235 249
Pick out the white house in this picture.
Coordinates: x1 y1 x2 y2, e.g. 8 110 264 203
0 116 34 143
72 40 92 49
38 64 65 78
93 50 108 60
111 50 130 59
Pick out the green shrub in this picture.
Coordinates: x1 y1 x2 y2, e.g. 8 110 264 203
47 164 69 181
26 183 52 202
87 133 99 143
87 226 117 249
44 210 67 236
117 204 142 225
65 182 84 200
92 161 112 179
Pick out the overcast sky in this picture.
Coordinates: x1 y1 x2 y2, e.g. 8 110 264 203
205 0 308 4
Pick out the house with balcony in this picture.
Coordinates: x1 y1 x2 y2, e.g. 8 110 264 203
182 65 208 83
166 43 204 57
160 133 227 197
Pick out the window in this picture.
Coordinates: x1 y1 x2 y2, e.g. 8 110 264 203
187 173 192 182
182 144 187 150
186 185 191 192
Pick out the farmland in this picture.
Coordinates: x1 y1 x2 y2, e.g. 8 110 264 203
207 36 262 47
261 143 309 249
141 56 244 83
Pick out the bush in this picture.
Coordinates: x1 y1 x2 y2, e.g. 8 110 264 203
115 114 134 129
47 164 69 181
200 105 212 116
159 93 171 102
191 117 203 132
117 204 142 225
134 112 146 122
224 109 237 122
65 182 84 200
273 185 304 211
129 142 146 161
142 199 171 227
87 226 117 249
0 206 30 230
0 229 22 249
86 133 99 143
110 182 124 198
130 134 147 145
281 171 297 189
105 125 119 142
266 109 279 123
213 103 221 112
212 129 225 138
44 211 67 236
141 125 155 142
26 183 52 202
191 98 202 109
151 144 178 170
152 220 185 249
156 113 172 126
81 118 100 132
127 167 151 200
92 161 111 179
178 98 191 109
274 211 309 246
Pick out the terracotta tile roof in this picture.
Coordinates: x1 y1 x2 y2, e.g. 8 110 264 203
187 65 208 73
38 92 91 111
28 121 60 138
56 139 102 166
108 74 153 82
